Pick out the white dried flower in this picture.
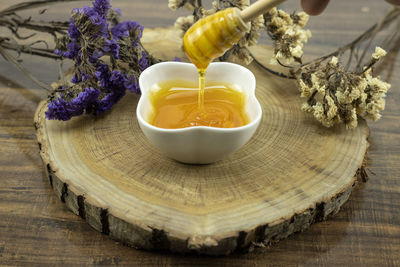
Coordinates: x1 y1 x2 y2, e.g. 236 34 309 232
168 0 184 10
268 6 278 16
278 9 292 24
212 1 219 10
325 95 338 120
294 12 309 27
329 56 339 67
346 109 358 129
372 46 387 60
228 45 253 65
295 48 390 129
298 79 314 98
298 29 312 42
246 15 264 46
232 0 250 9
301 103 314 113
185 2 195 11
174 15 194 37
265 7 311 65
369 77 391 94
289 45 302 58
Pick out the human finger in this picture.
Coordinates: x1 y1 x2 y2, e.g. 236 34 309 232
301 0 330 15
386 0 400 5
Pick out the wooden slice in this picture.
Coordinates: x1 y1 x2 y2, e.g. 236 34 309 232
34 28 369 255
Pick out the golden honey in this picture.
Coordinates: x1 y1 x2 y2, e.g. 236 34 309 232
182 8 249 122
155 8 249 129
148 79 249 129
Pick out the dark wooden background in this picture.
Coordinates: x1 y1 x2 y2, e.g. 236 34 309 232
0 0 399 266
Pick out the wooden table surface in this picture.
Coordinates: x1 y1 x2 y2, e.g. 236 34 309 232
0 0 399 266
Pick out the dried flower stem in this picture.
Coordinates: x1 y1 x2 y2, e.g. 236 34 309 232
0 46 52 91
0 0 82 17
0 39 61 59
251 6 400 76
246 48 295 79
0 15 69 36
0 0 79 58
302 7 400 69
0 0 81 93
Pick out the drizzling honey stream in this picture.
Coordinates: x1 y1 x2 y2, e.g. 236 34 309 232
183 8 249 113
148 1 285 129
148 8 250 129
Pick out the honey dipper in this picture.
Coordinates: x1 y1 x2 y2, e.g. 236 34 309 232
183 0 286 69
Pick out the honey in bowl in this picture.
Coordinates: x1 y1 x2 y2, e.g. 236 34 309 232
148 79 249 129
183 8 248 111
147 11 251 131
148 8 250 130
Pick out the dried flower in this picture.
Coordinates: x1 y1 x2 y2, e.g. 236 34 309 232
174 15 194 38
111 21 143 41
45 87 101 121
372 46 387 60
92 0 111 18
47 0 160 121
264 8 311 65
357 68 390 121
294 48 390 129
168 0 186 10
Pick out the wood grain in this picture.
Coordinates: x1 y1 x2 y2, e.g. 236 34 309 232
0 0 399 265
33 28 369 255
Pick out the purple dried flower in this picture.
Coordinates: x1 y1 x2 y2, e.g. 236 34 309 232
68 18 80 40
125 75 140 94
54 49 63 56
109 70 126 89
111 21 143 40
95 70 127 113
71 72 91 84
95 63 111 88
71 73 80 84
45 95 84 121
49 0 161 121
103 39 120 58
54 41 80 60
71 87 101 114
65 41 80 59
87 15 108 37
72 6 108 37
88 49 104 64
45 97 75 121
92 0 111 18
110 23 127 39
139 51 148 70
97 91 124 113
45 88 101 120
112 8 121 16
82 73 91 81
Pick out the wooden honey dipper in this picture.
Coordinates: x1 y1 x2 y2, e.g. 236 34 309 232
183 0 286 69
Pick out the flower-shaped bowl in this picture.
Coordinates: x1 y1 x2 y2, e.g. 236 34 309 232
137 62 262 164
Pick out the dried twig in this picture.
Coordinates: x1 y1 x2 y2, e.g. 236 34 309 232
0 0 83 17
0 16 68 35
247 48 295 79
0 40 61 59
0 46 52 91
302 7 400 69
250 7 400 75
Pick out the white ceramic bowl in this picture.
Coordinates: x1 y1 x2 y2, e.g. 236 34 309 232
137 62 262 164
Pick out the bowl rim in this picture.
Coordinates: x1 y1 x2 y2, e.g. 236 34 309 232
137 61 262 133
